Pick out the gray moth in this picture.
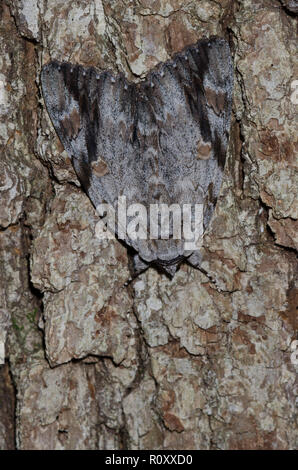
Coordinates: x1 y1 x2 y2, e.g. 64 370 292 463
41 37 233 277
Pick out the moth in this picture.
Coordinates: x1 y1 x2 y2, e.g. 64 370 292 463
41 37 233 277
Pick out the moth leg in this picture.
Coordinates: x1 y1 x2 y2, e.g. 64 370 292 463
187 251 203 269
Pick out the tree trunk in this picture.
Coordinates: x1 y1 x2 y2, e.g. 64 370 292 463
0 0 297 450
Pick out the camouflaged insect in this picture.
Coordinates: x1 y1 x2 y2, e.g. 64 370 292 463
41 37 233 277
